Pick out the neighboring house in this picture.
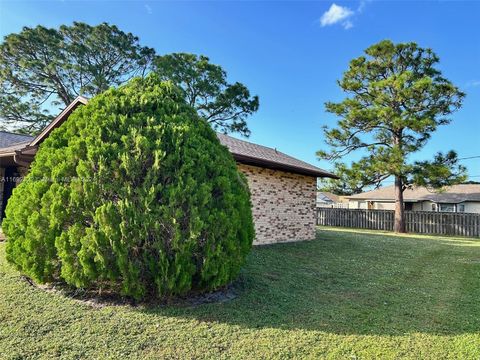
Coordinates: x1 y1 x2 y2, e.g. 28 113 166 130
0 96 336 245
317 191 341 207
347 184 480 213
0 132 34 218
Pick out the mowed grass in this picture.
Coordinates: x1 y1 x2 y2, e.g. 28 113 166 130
1 227 479 359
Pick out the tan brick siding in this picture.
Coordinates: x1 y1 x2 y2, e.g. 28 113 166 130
238 164 317 245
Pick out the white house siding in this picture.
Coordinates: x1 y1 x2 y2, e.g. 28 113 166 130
412 201 435 211
348 200 367 209
348 201 395 210
346 199 480 214
373 201 395 210
464 202 480 213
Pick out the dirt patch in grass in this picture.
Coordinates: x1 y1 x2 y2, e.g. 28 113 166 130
19 274 239 309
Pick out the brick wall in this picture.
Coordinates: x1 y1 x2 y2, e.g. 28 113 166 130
237 164 317 245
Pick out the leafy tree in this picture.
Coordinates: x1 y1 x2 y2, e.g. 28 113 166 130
154 53 259 137
318 40 466 232
0 22 155 133
3 74 254 300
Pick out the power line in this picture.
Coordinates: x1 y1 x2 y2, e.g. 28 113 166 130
458 155 480 160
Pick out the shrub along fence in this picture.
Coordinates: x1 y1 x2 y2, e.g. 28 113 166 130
316 208 480 237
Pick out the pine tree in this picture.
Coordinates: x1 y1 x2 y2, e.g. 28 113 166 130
318 40 466 232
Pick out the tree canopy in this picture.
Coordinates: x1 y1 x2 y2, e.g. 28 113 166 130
317 162 379 196
0 24 259 136
0 22 155 133
318 40 466 232
154 53 259 137
3 74 254 300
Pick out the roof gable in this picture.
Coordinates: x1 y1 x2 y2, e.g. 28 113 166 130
30 96 88 147
0 97 336 178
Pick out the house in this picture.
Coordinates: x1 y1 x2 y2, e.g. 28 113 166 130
347 184 480 213
316 191 342 207
0 97 336 245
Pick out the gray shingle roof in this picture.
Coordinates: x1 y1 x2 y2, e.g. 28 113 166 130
0 140 32 155
317 191 341 203
217 133 336 178
0 131 33 148
347 184 480 203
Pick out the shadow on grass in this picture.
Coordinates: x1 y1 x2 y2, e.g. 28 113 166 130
137 228 480 336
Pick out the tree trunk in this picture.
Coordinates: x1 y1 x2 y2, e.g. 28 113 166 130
394 176 406 233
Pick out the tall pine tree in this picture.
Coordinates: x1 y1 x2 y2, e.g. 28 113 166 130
318 40 466 232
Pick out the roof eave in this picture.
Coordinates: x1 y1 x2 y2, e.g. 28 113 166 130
346 197 420 202
0 151 16 158
233 153 338 178
30 96 88 147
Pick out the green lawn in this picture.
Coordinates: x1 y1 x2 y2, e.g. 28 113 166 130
1 228 479 359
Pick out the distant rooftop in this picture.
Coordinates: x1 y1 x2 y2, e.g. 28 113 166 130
348 184 480 203
317 191 341 203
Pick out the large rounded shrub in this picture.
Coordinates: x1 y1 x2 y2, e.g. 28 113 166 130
3 75 254 299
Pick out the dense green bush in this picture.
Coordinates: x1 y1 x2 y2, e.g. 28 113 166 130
3 75 254 300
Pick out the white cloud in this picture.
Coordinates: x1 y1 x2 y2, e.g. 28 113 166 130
320 4 354 28
320 1 371 30
144 4 152 14
466 80 480 87
357 0 371 13
343 20 354 30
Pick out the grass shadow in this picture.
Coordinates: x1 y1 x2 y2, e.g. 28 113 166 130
137 228 480 336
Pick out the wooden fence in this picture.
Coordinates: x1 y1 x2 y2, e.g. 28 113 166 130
316 208 480 237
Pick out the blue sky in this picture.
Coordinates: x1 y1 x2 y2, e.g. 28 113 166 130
1 0 479 183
